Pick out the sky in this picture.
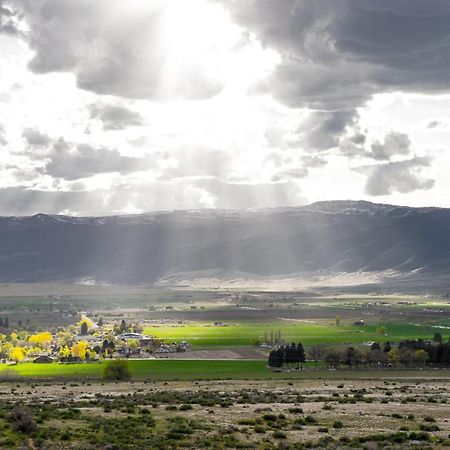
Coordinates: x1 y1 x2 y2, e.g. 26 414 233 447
0 0 449 216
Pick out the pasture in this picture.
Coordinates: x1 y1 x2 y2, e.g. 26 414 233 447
144 321 447 348
0 360 280 380
3 360 450 381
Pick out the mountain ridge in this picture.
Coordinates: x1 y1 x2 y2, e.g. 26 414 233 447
0 200 448 286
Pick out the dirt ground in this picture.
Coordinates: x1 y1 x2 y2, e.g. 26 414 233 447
4 377 450 448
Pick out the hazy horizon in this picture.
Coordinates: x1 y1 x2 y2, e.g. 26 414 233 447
0 198 445 219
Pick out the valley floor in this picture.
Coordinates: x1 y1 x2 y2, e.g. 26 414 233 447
2 376 450 449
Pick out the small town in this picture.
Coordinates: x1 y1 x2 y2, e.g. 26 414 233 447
0 314 189 365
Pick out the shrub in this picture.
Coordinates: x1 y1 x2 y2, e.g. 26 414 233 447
179 404 193 411
420 423 440 432
333 421 343 429
262 414 277 422
272 431 286 439
165 405 178 411
7 407 37 434
103 360 132 381
288 407 303 414
304 415 317 424
238 419 256 426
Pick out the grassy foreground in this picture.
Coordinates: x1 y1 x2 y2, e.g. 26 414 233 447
0 360 289 380
1 360 450 381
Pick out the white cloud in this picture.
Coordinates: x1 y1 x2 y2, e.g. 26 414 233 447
11 0 242 101
0 1 448 214
88 103 144 130
362 157 435 196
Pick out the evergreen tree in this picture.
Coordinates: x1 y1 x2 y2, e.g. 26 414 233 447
80 322 88 335
433 332 443 343
296 342 306 370
268 348 284 368
4 317 9 328
370 342 380 351
277 330 282 345
383 341 392 353
345 346 358 369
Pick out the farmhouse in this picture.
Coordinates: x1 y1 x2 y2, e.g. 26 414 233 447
33 355 54 364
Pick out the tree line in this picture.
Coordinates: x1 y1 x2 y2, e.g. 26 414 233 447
268 335 450 370
268 343 306 369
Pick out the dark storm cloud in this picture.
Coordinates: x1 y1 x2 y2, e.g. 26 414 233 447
88 103 144 130
369 132 411 161
217 0 450 166
220 0 450 110
17 133 155 180
13 0 221 100
363 156 435 196
44 141 153 180
302 110 357 151
339 132 367 158
0 0 18 34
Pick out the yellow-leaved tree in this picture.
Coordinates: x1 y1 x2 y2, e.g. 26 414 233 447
27 347 42 357
58 345 71 359
78 317 94 335
28 331 53 348
56 330 75 347
9 332 18 345
0 342 13 359
11 347 26 363
71 341 88 360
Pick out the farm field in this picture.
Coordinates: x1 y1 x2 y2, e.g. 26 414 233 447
3 360 450 382
144 321 450 348
1 287 450 448
0 360 312 380
0 360 318 380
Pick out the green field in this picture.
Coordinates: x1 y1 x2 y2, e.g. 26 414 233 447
0 360 295 380
144 321 443 348
1 360 450 381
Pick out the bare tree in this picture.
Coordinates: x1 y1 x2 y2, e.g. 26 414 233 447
308 344 325 366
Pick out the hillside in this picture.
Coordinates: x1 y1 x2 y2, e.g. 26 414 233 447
0 201 448 286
